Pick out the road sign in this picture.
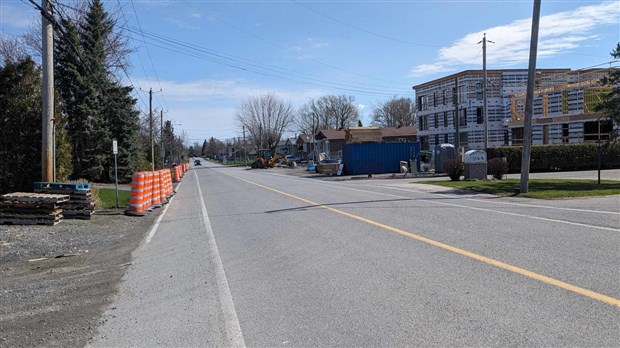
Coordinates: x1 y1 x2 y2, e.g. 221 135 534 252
112 140 118 155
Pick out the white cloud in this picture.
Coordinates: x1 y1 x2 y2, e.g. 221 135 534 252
357 104 367 110
136 78 324 105
0 3 34 29
410 1 619 76
306 38 329 49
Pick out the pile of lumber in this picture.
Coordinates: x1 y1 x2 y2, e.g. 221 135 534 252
0 192 69 226
34 182 95 220
345 127 383 143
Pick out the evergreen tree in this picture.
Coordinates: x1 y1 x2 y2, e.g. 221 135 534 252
202 139 208 156
596 43 620 124
55 0 142 182
0 58 42 194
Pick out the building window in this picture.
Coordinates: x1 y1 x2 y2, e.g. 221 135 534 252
433 92 437 107
476 82 483 100
476 107 483 124
512 127 524 145
584 120 612 142
418 95 428 111
459 85 466 103
460 108 468 127
444 133 449 144
434 113 439 129
442 90 447 105
434 134 439 146
562 123 569 143
504 129 509 145
452 87 458 105
443 111 448 127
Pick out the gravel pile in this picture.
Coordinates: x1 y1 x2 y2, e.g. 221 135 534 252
0 210 158 347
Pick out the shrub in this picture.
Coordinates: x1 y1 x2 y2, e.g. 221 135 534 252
443 159 463 181
486 141 620 173
420 150 432 163
487 157 508 180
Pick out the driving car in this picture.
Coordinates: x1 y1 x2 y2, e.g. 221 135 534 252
194 159 202 165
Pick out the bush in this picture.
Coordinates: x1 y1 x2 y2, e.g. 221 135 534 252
420 150 432 163
487 157 508 180
486 142 620 173
443 159 463 181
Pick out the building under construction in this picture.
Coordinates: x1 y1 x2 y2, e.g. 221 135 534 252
412 68 616 151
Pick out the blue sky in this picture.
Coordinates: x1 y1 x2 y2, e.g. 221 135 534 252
2 0 619 146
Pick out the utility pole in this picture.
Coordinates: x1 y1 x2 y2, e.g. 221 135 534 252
454 77 460 151
479 33 494 150
41 0 54 182
243 126 247 164
149 88 154 171
160 109 165 168
519 0 541 194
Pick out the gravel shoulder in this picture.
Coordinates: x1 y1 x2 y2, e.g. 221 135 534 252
0 210 158 348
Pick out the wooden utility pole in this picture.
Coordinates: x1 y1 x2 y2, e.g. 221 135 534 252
454 77 460 151
160 109 165 168
243 126 247 164
149 88 154 171
41 0 54 182
519 0 542 194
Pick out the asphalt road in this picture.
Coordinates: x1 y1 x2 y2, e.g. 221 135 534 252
91 162 620 347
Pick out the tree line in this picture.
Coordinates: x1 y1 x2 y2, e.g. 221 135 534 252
0 0 185 194
233 93 416 153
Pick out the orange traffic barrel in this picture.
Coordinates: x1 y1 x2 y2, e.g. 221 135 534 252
151 170 162 207
126 172 149 216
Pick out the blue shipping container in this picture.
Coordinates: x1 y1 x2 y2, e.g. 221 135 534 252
342 142 421 175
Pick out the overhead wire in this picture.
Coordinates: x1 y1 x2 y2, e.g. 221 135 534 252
129 0 170 110
23 0 130 120
291 0 442 48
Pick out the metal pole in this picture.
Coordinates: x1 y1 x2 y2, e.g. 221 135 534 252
41 0 54 182
454 77 460 151
160 110 164 168
519 0 541 194
597 116 601 185
114 153 119 208
482 33 489 150
243 126 247 165
52 119 56 182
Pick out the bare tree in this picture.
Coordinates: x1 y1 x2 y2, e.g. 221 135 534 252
235 94 295 152
0 34 30 64
371 97 416 127
296 95 359 133
323 95 359 130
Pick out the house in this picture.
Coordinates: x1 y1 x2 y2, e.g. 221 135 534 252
284 138 298 156
381 126 417 143
296 134 314 160
315 129 346 159
412 68 615 151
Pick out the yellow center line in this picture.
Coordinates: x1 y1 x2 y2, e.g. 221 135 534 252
233 175 620 308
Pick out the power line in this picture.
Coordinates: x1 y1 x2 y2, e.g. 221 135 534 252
291 0 442 48
129 0 169 111
122 26 411 95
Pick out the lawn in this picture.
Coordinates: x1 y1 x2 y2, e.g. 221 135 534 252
95 188 131 209
417 179 620 199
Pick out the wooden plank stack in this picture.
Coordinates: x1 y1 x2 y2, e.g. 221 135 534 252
0 192 69 226
33 182 95 220
345 127 383 144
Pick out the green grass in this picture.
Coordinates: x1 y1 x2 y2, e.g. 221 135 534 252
417 179 620 199
95 188 131 209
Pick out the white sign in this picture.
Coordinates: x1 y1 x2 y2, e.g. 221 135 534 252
112 140 118 155
464 150 487 163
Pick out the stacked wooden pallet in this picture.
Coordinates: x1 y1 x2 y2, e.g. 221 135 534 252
345 127 383 143
33 182 95 220
0 192 69 226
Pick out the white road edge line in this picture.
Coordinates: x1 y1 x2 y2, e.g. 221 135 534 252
145 181 182 244
194 170 246 348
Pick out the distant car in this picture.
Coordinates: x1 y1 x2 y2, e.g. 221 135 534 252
285 155 301 163
194 159 202 165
